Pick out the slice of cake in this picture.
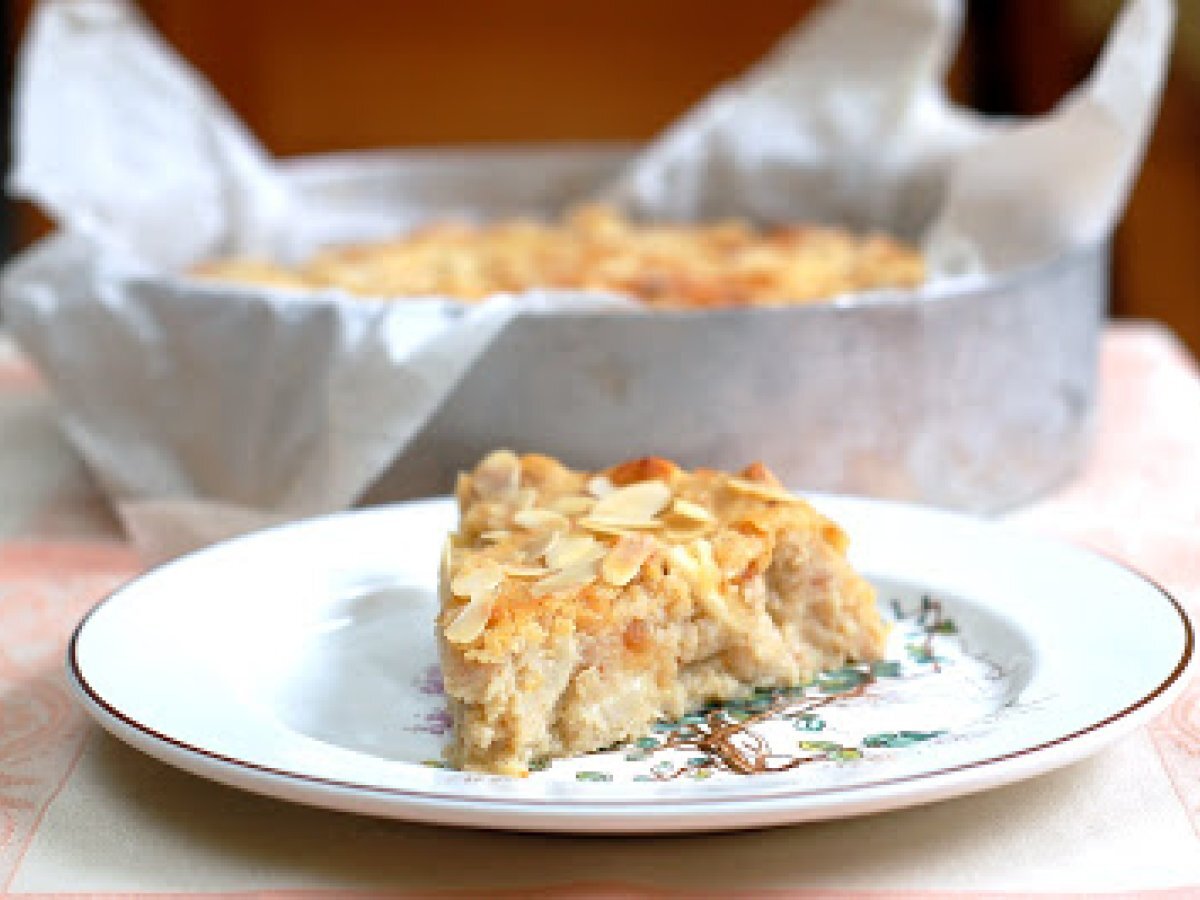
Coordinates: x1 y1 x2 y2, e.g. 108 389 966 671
437 451 886 775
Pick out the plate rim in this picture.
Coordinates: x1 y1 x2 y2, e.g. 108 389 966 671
65 496 1197 824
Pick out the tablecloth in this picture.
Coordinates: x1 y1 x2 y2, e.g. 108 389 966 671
0 320 1197 898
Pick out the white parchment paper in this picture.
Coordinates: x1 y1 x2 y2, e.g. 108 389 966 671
0 0 1174 560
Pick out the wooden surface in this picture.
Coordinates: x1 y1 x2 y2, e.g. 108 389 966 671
7 0 1199 354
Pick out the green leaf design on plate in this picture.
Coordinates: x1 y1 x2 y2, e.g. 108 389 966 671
576 770 612 782
905 642 941 664
862 730 946 749
792 713 826 732
798 740 844 752
817 667 868 693
870 660 903 678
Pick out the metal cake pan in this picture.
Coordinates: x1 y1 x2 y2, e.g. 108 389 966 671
285 149 1110 514
364 243 1105 513
4 147 1104 519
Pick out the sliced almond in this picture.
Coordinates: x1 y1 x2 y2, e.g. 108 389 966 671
663 525 711 544
502 563 550 578
545 534 605 570
591 480 672 521
522 529 562 561
579 515 664 533
577 518 637 538
443 592 495 643
671 497 716 524
472 450 520 499
549 495 596 516
514 487 538 511
478 529 511 543
450 560 503 600
586 475 615 498
513 508 570 532
726 476 801 504
531 559 599 597
602 534 657 586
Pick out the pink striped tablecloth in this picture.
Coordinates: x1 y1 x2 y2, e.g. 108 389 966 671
0 321 1197 899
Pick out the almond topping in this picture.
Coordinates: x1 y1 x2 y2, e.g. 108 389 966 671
479 529 511 543
549 495 596 516
502 563 550 578
449 560 504 600
579 516 664 534
670 497 716 524
513 508 570 532
576 519 638 538
472 450 520 500
726 476 801 504
545 534 605 570
663 525 710 543
591 480 672 521
522 529 562 560
444 592 495 644
602 533 657 586
531 559 599 597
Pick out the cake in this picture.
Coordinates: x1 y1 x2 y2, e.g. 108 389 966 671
194 205 924 307
437 450 887 776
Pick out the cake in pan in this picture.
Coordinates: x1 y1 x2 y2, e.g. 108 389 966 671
437 450 886 775
195 205 924 307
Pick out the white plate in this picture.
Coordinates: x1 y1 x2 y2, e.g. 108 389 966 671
68 496 1194 833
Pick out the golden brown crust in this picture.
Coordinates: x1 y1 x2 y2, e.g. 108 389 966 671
193 205 924 307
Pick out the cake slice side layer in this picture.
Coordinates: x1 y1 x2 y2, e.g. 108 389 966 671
436 452 886 776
